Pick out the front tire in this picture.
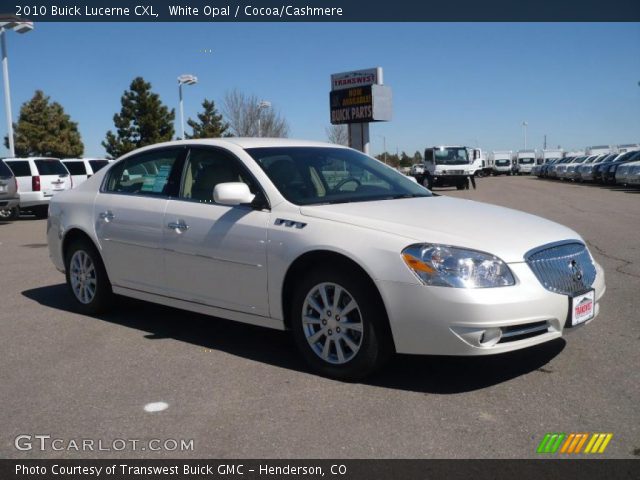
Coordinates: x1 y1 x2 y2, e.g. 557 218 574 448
65 239 113 315
291 267 392 381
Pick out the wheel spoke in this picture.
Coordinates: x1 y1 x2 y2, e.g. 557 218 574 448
341 334 359 352
342 322 363 332
303 315 322 325
321 337 332 360
335 338 346 363
307 296 324 314
332 286 343 310
339 299 357 317
308 329 325 345
319 285 330 311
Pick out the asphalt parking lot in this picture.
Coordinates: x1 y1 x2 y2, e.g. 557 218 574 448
1 175 638 459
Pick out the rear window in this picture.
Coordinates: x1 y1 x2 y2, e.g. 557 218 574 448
6 160 31 177
0 160 13 177
63 161 87 175
35 160 68 176
89 160 109 172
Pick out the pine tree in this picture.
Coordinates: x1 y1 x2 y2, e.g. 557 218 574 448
4 90 84 158
102 77 175 159
185 99 230 139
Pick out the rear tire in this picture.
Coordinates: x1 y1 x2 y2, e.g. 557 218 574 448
0 207 19 220
290 267 393 381
64 238 113 315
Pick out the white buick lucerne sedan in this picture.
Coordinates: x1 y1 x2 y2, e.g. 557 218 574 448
47 139 606 380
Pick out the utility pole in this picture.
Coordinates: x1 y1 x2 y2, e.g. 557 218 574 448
544 134 547 150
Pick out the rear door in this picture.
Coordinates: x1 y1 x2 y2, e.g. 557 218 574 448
0 161 17 201
62 161 88 187
94 147 186 294
34 159 72 195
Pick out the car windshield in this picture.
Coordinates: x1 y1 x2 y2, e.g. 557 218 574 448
433 147 469 165
495 159 510 165
246 146 431 206
519 157 535 164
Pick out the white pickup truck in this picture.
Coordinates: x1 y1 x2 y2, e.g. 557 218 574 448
414 146 472 190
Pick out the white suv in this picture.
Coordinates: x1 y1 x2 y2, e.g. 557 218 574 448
62 158 110 187
4 157 72 218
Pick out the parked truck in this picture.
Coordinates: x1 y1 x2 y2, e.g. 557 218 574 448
415 146 472 190
490 150 513 175
539 149 564 165
468 148 491 177
515 150 537 175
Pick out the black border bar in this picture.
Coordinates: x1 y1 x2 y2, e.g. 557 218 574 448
1 0 640 22
2 459 639 480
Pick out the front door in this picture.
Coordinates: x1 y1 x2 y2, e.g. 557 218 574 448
163 147 270 316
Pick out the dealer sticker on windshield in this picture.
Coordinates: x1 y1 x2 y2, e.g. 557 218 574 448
571 290 595 326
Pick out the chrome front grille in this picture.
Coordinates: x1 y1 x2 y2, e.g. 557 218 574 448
525 242 596 295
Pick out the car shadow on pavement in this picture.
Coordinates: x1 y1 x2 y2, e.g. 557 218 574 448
23 283 565 394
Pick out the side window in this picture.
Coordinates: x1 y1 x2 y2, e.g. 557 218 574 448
180 148 257 203
63 162 87 175
7 161 31 177
105 149 182 196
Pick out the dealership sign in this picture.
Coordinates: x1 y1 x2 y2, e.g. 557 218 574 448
330 67 382 91
330 84 392 124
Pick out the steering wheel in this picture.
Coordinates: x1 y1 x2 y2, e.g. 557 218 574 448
333 177 361 191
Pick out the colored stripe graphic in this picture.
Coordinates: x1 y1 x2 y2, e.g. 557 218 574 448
538 433 613 454
537 433 566 453
585 433 613 454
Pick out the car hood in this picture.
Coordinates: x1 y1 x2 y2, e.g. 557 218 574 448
300 196 580 263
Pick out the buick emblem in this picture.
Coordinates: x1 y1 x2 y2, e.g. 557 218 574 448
569 259 583 282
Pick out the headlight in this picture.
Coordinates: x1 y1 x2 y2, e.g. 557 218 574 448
402 244 515 288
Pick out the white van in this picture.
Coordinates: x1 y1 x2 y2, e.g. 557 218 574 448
4 157 72 218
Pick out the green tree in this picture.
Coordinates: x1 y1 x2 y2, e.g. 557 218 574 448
102 77 175 158
4 90 84 157
413 150 423 163
400 151 412 167
186 99 230 139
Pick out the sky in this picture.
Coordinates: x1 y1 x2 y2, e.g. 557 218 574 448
2 22 639 158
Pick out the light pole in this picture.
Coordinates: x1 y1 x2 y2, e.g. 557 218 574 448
177 74 197 139
522 121 528 149
0 18 34 157
257 100 271 137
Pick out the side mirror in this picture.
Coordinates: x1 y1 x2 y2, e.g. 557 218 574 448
213 182 255 206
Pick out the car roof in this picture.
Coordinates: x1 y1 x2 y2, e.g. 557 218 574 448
113 138 350 161
3 157 61 161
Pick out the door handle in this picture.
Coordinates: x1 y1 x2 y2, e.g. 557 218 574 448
99 211 115 222
167 221 189 231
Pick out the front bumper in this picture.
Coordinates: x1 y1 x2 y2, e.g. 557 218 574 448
377 261 605 356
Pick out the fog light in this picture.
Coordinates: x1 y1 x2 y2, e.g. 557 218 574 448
480 327 502 347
